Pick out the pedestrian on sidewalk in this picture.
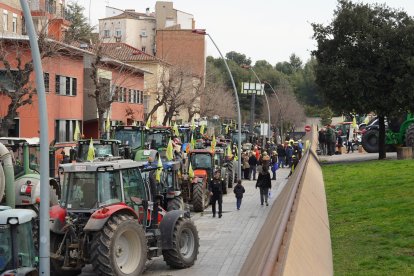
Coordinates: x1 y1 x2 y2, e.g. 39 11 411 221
209 170 225 218
248 151 258 180
256 166 272 206
233 179 245 210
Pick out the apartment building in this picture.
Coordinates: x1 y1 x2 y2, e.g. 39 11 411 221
99 8 156 55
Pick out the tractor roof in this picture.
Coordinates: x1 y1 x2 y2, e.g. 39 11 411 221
0 137 40 145
60 159 147 172
77 139 121 145
0 208 37 225
190 149 213 155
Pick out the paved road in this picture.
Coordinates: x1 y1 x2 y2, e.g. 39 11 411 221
79 168 290 276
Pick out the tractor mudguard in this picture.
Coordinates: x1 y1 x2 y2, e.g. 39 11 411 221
159 210 191 250
83 204 138 231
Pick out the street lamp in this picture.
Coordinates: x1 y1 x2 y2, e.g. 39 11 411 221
263 81 284 142
192 29 242 178
241 65 272 144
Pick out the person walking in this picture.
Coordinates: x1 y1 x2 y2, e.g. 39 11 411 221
277 144 286 168
233 179 245 210
242 152 250 179
256 166 272 206
248 151 258 180
261 151 271 170
318 128 327 155
271 151 278 180
209 170 225 218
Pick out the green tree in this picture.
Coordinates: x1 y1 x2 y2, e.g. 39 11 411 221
64 2 95 43
291 57 323 106
289 54 303 73
312 0 414 159
320 107 333 126
225 51 251 66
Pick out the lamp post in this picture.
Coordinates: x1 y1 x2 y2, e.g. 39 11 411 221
263 81 284 142
192 29 242 178
241 65 272 144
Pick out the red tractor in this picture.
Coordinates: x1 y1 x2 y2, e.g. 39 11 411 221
49 158 199 276
182 150 219 212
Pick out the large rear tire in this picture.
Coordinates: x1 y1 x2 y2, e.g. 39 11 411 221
167 196 184 211
362 129 379 153
227 161 234 188
192 182 205 212
162 218 199 268
405 123 414 147
90 214 147 276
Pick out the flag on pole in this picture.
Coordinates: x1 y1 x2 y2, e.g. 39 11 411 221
211 134 216 153
105 115 111 132
225 125 229 134
156 155 163 182
87 138 95 161
166 139 174 161
145 116 151 129
173 123 179 136
234 145 238 161
191 118 195 131
188 162 194 178
73 120 80 141
200 124 205 135
352 116 357 128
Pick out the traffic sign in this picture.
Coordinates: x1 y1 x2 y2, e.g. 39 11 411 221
305 125 311 132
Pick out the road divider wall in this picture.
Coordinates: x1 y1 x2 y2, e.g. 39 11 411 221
240 127 333 275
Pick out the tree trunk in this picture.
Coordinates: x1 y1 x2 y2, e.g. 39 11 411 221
147 100 164 122
378 115 386 160
98 110 105 138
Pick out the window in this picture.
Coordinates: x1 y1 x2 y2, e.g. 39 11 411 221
117 87 126 102
103 29 110 38
55 74 77 96
115 29 121 37
3 11 8 31
141 46 146 53
140 91 144 104
44 72 49 92
55 119 82 142
12 14 17 33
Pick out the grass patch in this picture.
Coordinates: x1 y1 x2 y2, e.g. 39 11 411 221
322 159 414 275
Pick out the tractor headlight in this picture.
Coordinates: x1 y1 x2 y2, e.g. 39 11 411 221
8 217 19 225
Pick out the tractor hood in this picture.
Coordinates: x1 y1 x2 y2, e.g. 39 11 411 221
194 169 207 177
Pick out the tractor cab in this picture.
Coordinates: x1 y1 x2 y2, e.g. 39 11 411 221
146 127 172 150
112 125 145 158
0 206 37 275
189 150 214 179
73 139 121 161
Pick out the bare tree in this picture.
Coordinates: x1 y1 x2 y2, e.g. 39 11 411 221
0 33 61 136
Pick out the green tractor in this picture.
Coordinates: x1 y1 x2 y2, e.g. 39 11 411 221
361 113 414 153
112 125 146 159
0 206 38 276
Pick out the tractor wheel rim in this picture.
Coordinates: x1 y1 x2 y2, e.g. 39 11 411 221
179 228 195 258
115 229 141 273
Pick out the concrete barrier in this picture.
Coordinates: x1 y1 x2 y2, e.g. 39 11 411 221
396 146 412 160
240 126 333 276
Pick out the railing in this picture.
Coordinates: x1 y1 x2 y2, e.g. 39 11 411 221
240 128 333 275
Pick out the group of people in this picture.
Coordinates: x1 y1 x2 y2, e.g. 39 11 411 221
318 126 356 155
209 138 304 217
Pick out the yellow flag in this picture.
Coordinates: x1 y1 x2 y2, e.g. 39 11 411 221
211 134 216 153
156 155 163 182
364 116 369 124
173 123 179 136
87 138 95 161
166 139 174 161
352 116 357 128
145 116 151 129
188 162 194 178
73 120 80 141
225 125 229 134
200 124 205 135
191 118 195 131
226 144 233 158
105 115 110 132
234 145 238 161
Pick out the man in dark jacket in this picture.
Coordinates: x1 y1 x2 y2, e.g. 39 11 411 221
208 170 225 218
277 144 286 168
233 179 245 210
248 152 258 180
256 166 272 206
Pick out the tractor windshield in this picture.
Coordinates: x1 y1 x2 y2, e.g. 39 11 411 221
191 153 212 169
62 171 122 209
0 225 12 272
114 129 143 149
78 144 114 160
28 146 41 172
231 132 248 145
147 131 170 149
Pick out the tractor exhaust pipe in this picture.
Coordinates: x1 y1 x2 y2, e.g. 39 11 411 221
0 143 15 207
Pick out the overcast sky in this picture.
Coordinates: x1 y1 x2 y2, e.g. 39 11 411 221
78 0 414 65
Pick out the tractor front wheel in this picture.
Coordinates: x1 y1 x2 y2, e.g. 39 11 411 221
167 196 184 211
192 182 206 212
162 218 200 268
91 214 146 276
405 123 414 147
227 161 234 188
361 129 379 153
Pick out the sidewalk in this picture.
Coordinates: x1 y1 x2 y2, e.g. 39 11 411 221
143 168 291 276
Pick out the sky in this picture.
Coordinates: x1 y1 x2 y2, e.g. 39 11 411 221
78 0 414 66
